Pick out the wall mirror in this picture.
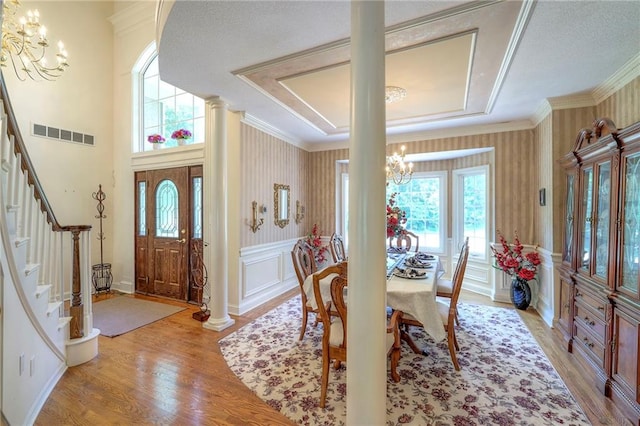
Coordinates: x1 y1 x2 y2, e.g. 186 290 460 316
274 183 290 228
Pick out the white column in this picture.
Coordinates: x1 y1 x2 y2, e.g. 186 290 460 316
203 97 235 331
347 1 387 424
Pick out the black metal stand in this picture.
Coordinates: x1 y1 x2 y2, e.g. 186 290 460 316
92 184 112 293
191 241 210 321
92 262 112 293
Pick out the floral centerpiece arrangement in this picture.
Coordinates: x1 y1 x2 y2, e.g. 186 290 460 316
147 134 165 144
171 128 192 144
386 192 407 238
491 231 541 280
305 223 329 265
491 230 541 310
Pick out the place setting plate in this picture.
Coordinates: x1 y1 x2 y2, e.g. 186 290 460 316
414 252 436 262
393 266 428 280
404 256 434 269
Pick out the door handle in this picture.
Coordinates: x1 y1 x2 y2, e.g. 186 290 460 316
176 238 186 244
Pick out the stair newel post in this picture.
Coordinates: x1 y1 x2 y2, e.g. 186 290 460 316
69 228 84 339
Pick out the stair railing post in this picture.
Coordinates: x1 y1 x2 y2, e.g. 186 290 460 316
81 229 93 335
69 229 84 339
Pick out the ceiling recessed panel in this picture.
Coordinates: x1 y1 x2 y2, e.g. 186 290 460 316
280 33 474 129
233 1 525 137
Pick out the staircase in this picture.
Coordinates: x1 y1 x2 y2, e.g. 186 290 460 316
0 75 99 425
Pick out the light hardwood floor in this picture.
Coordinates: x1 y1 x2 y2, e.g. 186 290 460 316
35 290 630 425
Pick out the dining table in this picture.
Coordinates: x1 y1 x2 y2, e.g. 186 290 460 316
302 251 446 351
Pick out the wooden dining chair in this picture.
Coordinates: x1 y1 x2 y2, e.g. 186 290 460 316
388 230 419 253
400 241 469 370
328 232 347 263
437 236 469 324
291 239 319 340
313 261 403 408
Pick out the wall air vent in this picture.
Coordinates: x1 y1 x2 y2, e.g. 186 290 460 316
31 122 95 147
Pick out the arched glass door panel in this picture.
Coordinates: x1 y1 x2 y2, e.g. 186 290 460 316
155 179 179 238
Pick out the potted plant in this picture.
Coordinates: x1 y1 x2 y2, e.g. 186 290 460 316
171 128 192 146
491 230 541 310
147 133 165 150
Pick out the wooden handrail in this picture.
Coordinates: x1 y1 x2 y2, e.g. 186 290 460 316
0 74 90 233
1 72 91 343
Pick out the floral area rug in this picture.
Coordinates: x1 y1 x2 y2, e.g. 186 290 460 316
219 297 591 426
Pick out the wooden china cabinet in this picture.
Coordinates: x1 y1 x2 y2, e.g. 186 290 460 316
558 118 640 424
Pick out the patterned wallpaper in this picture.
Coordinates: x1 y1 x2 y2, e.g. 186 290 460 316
535 114 553 250
308 130 538 246
240 123 310 247
549 107 597 251
596 77 639 129
546 77 640 251
239 77 639 252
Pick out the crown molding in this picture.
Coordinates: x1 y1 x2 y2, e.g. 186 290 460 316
109 2 156 37
531 99 552 127
388 120 535 144
592 52 640 104
305 119 535 152
546 93 596 111
241 113 309 151
529 54 639 124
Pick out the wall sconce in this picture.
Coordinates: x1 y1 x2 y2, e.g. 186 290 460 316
248 201 265 233
295 200 305 224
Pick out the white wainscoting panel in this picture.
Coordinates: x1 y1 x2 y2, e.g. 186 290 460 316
492 266 512 304
461 257 492 297
536 249 560 328
233 238 299 315
243 252 281 298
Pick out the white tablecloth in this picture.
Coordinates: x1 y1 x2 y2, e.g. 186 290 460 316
303 256 446 342
387 270 445 342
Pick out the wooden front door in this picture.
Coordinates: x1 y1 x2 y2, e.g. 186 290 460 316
135 166 202 301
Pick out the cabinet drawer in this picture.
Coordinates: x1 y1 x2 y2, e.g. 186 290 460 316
574 286 607 320
574 300 607 340
574 322 606 369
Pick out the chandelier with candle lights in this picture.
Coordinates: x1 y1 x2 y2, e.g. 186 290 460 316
1 0 69 81
386 145 414 185
385 86 407 104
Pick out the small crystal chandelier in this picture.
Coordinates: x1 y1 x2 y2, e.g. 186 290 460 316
385 86 407 104
1 0 69 81
386 145 414 185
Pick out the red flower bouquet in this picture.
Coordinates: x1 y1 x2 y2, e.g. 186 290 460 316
386 192 407 238
491 231 541 280
305 223 329 264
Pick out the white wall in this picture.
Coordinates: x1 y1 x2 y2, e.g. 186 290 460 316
110 1 156 290
4 1 115 269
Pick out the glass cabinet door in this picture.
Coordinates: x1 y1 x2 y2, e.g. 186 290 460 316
580 167 593 273
563 173 575 264
594 161 611 279
620 152 640 296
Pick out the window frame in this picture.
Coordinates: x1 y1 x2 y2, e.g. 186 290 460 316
453 164 490 261
133 45 205 153
387 170 448 254
340 170 448 255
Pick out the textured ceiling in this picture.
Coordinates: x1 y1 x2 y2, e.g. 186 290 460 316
158 0 640 148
